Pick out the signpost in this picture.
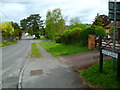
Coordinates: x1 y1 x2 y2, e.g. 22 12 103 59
99 47 120 82
109 0 120 68
102 49 118 58
99 0 120 83
109 1 120 21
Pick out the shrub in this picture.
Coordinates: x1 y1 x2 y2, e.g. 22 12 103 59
76 27 95 46
68 23 89 30
69 28 81 37
94 26 106 37
61 28 81 44
55 36 62 43
61 30 71 44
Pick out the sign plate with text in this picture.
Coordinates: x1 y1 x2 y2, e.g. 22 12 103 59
102 49 118 58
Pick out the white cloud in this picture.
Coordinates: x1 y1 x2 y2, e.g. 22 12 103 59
0 0 109 24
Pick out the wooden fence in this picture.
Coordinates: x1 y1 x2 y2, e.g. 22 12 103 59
96 36 120 82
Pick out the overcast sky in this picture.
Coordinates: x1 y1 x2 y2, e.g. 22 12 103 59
0 0 109 24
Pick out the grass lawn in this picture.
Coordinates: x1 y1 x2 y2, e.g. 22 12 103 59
30 43 42 57
39 41 91 57
81 59 120 88
0 41 16 47
33 37 50 40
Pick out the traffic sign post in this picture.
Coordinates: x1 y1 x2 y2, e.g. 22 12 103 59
99 47 120 82
109 1 120 21
117 52 120 82
107 0 120 82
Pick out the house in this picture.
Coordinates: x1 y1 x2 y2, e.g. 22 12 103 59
105 21 120 41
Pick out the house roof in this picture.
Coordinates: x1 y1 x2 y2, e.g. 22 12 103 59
105 21 120 29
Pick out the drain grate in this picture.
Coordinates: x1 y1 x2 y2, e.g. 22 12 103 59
30 69 43 76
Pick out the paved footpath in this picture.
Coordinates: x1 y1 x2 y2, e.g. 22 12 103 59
22 41 88 88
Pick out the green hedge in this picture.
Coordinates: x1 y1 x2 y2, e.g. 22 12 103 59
55 26 106 46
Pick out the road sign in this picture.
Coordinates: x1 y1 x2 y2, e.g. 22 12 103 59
109 1 120 21
109 1 120 10
102 49 118 58
109 12 120 20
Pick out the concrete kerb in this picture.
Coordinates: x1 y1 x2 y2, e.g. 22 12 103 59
17 41 32 89
17 56 30 89
18 59 29 89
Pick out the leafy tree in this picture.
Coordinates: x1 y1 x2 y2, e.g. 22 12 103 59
0 22 14 41
68 23 89 30
92 13 103 27
95 26 106 37
45 8 65 39
77 27 96 46
99 15 111 28
11 22 22 40
92 14 111 28
70 17 81 25
68 17 89 30
20 14 43 38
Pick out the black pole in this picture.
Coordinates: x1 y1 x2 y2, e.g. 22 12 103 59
98 35 102 50
116 52 120 82
99 47 103 73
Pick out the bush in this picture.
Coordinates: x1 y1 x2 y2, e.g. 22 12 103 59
61 28 81 44
55 36 62 43
68 23 89 30
95 26 106 37
35 33 40 38
69 28 81 37
76 27 95 46
61 30 71 44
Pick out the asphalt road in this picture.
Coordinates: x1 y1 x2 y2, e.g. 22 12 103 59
2 37 32 88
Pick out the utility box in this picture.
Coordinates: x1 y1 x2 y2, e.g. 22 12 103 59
88 35 96 49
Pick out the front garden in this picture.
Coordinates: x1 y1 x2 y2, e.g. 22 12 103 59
0 40 16 47
81 59 120 88
39 41 91 57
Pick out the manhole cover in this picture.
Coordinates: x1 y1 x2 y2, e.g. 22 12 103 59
4 77 19 83
30 69 43 76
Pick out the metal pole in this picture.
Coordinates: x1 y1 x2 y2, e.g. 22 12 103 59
116 52 120 82
112 0 117 68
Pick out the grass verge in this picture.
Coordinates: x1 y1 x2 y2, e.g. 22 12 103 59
33 37 50 40
39 41 91 57
0 41 16 47
30 43 42 57
81 59 120 88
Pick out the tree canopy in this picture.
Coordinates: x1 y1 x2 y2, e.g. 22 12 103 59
92 14 111 28
11 21 22 40
70 17 81 25
20 14 43 38
45 8 65 39
0 22 14 36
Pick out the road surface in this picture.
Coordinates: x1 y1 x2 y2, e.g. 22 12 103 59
2 36 32 88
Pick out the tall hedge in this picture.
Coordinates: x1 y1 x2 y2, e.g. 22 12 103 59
76 26 106 46
60 28 81 44
76 27 95 46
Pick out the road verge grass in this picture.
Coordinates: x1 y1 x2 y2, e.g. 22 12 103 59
39 41 91 57
30 43 42 57
0 41 16 47
81 59 120 88
33 37 50 40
